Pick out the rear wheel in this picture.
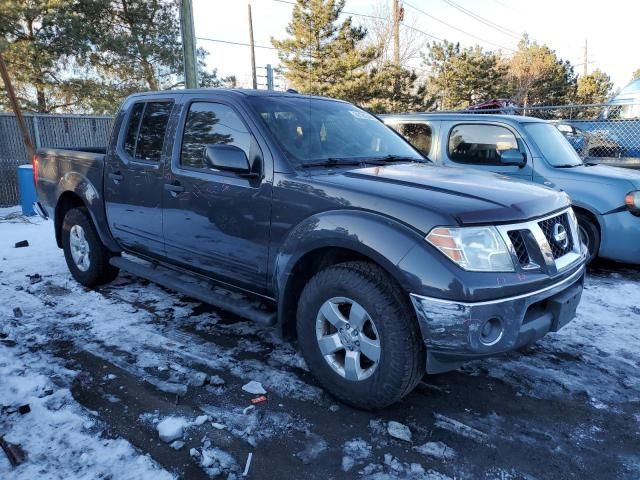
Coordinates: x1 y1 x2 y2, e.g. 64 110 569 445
62 207 119 287
576 214 600 264
296 261 424 410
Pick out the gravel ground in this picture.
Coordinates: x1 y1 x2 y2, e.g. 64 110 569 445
1 208 639 479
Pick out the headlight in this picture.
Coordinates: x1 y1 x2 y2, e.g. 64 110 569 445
426 226 514 272
625 191 640 216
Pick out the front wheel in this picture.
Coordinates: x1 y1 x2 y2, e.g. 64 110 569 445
62 207 119 287
576 214 600 264
296 261 424 410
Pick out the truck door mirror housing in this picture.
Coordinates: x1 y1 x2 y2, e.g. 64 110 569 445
499 149 526 168
203 144 251 174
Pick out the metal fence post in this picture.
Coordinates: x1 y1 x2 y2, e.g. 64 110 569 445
32 115 41 150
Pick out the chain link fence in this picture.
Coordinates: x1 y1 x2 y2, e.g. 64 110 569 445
459 103 640 169
0 113 113 207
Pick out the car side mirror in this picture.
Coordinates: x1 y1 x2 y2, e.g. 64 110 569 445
203 144 252 174
499 149 526 168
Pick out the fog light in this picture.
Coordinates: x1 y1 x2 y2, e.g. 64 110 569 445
480 317 503 346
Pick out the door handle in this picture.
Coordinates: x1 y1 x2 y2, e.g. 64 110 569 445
109 171 123 183
164 183 185 197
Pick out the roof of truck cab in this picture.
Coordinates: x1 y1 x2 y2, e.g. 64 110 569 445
380 112 547 124
127 88 348 103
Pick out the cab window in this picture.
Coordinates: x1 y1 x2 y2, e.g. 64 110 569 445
122 101 173 162
448 124 518 165
388 122 432 156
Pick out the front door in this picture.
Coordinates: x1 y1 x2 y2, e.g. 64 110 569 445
162 99 272 292
104 99 174 257
441 122 534 181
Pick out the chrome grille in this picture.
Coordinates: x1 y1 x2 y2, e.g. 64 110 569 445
538 213 574 259
507 230 531 266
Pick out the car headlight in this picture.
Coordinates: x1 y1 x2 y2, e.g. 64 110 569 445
625 191 640 216
426 226 514 272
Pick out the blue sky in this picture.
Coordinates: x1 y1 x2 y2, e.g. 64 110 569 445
192 0 639 92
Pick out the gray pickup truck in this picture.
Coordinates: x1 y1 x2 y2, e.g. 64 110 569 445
383 113 640 264
33 89 586 408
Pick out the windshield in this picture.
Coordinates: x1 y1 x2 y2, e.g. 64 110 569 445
524 122 583 167
248 96 424 166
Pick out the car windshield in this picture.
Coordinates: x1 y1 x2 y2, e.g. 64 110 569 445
248 96 425 167
524 122 583 167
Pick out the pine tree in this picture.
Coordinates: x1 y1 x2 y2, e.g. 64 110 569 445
0 0 98 112
574 69 613 105
505 35 576 107
271 0 378 102
421 41 507 110
365 63 423 113
0 0 230 114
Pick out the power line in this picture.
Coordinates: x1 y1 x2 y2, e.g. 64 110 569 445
403 1 516 52
196 36 278 50
272 0 383 20
440 0 521 39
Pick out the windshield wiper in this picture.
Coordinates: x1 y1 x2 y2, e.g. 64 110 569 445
301 158 364 168
554 164 582 168
368 154 428 164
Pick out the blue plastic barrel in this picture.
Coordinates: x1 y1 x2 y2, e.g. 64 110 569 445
18 164 36 216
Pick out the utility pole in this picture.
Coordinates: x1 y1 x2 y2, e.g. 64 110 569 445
583 38 588 77
0 52 34 160
266 64 274 91
392 0 401 66
248 4 257 89
180 0 198 89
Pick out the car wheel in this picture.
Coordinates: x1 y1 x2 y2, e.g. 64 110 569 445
576 214 600 264
296 261 424 410
62 207 119 287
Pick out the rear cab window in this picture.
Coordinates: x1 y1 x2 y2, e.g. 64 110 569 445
448 124 519 165
122 101 173 162
388 122 433 157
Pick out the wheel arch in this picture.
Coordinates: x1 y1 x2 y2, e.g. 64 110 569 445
572 204 602 258
54 187 120 252
273 210 423 339
55 191 86 248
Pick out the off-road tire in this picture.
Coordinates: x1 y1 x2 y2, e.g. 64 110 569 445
62 207 119 287
297 261 424 410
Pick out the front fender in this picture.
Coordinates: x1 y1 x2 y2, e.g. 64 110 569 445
272 210 427 332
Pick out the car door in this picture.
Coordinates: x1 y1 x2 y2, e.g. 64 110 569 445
104 98 174 257
440 122 534 181
385 120 439 159
162 97 272 293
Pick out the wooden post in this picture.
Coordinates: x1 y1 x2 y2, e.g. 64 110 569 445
180 0 198 89
392 0 400 66
248 4 257 89
0 52 34 160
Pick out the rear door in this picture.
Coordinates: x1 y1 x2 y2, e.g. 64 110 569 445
385 120 439 159
105 98 174 257
162 96 272 293
440 121 534 181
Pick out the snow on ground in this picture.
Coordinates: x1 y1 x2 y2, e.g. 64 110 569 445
1 208 639 479
0 344 174 480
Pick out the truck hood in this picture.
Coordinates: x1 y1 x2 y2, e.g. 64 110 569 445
550 163 640 189
314 163 569 226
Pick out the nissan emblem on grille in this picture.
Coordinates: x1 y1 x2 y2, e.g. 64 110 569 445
553 223 568 249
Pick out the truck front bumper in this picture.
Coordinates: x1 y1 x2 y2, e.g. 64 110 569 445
410 266 585 374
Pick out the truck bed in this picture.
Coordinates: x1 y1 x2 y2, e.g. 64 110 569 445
35 147 111 248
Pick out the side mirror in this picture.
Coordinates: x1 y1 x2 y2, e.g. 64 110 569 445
203 144 251 174
499 149 526 168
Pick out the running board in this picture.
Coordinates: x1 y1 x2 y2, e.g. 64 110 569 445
109 256 276 326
